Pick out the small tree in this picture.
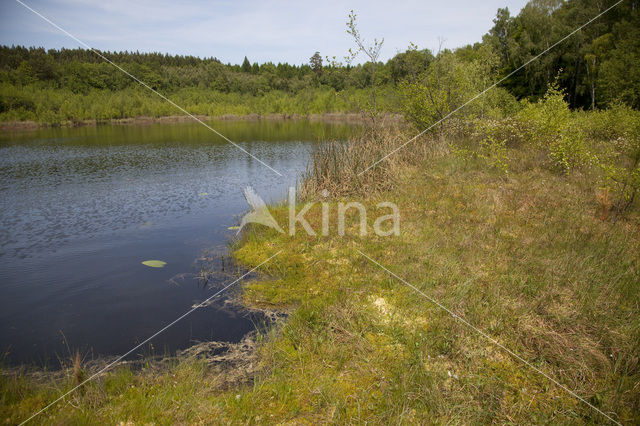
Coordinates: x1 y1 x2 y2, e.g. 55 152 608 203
400 43 510 141
400 47 474 141
598 105 640 221
345 10 383 127
241 56 251 73
309 51 323 77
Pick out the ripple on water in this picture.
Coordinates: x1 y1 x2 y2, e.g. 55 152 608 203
0 120 357 365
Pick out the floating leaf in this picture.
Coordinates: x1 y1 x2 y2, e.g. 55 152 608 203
199 192 208 196
228 226 240 230
140 221 153 228
142 260 166 268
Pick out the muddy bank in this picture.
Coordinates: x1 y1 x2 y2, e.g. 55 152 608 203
2 330 266 396
0 112 403 132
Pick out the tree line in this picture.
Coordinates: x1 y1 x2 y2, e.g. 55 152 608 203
0 0 638 124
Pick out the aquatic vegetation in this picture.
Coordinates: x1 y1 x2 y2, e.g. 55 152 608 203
141 260 167 268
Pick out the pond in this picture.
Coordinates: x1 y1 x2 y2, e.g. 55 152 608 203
0 119 356 366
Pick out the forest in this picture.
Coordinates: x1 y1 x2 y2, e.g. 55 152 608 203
0 0 638 124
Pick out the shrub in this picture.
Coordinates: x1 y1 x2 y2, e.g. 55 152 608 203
466 119 510 174
516 84 570 140
400 53 479 137
599 119 640 219
516 82 592 173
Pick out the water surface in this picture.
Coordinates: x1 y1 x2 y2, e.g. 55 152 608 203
0 119 354 366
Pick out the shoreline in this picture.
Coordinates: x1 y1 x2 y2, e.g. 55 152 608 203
0 282 286 395
0 112 403 132
2 119 639 422
0 261 286 371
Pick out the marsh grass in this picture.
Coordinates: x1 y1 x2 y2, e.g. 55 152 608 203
300 122 447 198
72 351 84 387
231 145 639 423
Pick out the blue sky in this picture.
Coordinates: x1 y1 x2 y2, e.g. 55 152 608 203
0 0 529 65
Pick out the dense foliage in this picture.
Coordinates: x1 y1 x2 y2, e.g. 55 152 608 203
0 0 638 124
485 0 640 109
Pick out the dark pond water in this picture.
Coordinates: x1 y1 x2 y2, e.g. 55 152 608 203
0 119 355 366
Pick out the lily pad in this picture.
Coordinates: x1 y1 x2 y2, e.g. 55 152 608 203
228 226 240 230
199 192 208 196
142 260 167 268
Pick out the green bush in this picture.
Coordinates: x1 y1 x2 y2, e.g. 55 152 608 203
516 84 570 140
516 83 592 173
466 119 510 174
400 53 477 135
595 106 640 217
400 49 519 137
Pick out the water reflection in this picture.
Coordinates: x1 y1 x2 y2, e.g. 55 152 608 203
0 119 356 366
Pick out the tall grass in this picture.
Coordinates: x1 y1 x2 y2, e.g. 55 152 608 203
230 129 640 423
300 122 447 198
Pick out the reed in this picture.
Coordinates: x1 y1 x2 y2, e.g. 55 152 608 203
300 122 447 199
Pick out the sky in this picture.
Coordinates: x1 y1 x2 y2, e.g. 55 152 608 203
0 0 529 65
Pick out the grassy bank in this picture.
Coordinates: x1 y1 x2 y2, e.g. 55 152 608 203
230 125 640 423
0 112 401 132
2 109 639 423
